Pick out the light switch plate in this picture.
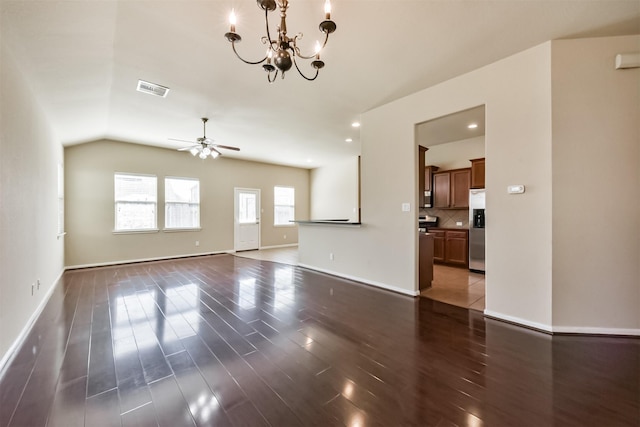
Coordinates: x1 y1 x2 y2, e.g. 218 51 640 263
508 184 525 194
401 203 410 212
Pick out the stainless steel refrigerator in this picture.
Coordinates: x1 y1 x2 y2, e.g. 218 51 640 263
469 189 485 273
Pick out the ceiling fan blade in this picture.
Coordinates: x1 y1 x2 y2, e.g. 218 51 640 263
212 144 240 151
169 137 198 144
177 145 200 151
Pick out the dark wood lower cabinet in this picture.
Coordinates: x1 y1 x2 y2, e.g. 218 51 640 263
431 230 446 262
429 228 468 267
419 232 434 290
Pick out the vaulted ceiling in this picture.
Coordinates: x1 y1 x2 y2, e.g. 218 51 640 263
2 1 638 168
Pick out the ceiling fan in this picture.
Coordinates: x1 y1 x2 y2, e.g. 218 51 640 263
170 117 240 159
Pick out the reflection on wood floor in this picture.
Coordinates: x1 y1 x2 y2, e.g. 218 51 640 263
236 247 485 312
0 254 638 426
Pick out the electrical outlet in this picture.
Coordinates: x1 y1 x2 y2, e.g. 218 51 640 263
329 253 334 261
284 234 287 239
456 221 463 226
195 241 199 247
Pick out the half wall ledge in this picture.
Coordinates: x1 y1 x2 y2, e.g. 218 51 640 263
293 219 362 226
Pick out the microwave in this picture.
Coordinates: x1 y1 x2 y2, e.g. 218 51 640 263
424 190 432 208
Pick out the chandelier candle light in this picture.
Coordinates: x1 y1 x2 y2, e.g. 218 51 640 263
224 0 336 82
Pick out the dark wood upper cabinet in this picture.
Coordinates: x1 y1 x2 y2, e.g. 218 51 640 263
470 158 485 189
433 168 470 209
451 169 471 208
433 172 451 208
424 166 439 192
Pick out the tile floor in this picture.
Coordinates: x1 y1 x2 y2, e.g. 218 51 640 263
233 246 298 265
233 247 485 312
421 264 486 312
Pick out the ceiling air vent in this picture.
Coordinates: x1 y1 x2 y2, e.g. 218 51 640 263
136 80 170 98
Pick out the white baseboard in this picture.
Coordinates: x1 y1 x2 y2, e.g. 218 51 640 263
65 250 233 270
259 243 298 250
0 269 65 378
483 310 552 333
298 263 419 297
484 310 640 336
550 325 640 336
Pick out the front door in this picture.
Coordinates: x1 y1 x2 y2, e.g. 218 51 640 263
234 188 260 251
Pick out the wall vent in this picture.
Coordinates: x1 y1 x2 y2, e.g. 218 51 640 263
136 80 170 97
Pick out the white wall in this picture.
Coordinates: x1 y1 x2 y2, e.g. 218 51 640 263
550 36 640 333
310 156 359 222
301 42 555 326
424 136 485 170
65 140 310 267
300 36 639 334
0 43 65 363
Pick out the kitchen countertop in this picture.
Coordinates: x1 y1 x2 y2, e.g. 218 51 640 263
293 219 362 226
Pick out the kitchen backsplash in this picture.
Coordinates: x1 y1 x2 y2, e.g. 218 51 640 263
420 208 469 229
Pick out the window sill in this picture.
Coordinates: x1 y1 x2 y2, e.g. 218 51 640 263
112 229 160 235
275 224 296 228
163 228 202 233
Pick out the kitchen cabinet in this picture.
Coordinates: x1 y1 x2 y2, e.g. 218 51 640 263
431 229 446 262
425 166 439 192
470 158 485 189
433 168 471 209
419 232 434 290
430 228 468 267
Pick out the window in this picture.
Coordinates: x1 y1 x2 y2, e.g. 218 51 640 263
274 186 295 226
57 163 64 235
165 177 200 229
114 173 157 231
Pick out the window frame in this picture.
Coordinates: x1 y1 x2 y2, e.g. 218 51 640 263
274 185 295 227
57 163 65 237
164 176 201 231
113 172 158 233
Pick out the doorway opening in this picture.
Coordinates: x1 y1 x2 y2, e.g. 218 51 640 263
415 105 486 310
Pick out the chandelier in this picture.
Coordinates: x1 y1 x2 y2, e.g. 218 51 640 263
224 0 336 82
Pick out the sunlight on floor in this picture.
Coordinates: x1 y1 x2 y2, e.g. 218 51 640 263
233 247 484 311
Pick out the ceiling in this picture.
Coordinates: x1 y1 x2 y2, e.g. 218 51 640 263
2 1 638 168
416 105 485 148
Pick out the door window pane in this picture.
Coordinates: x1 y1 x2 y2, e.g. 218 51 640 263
239 193 257 224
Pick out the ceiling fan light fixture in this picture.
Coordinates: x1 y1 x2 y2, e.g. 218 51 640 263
171 118 241 160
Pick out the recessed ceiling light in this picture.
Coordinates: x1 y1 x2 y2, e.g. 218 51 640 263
468 123 478 129
351 122 360 128
306 158 313 163
345 138 353 142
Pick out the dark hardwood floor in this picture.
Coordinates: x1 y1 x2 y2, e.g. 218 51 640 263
1 254 638 426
